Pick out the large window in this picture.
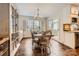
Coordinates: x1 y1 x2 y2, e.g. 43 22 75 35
48 20 53 30
27 19 33 31
26 18 42 32
33 20 40 32
24 17 59 35
48 19 59 35
52 20 59 31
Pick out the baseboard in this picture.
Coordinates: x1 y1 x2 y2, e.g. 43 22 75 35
53 39 72 49
75 46 79 49
22 37 32 39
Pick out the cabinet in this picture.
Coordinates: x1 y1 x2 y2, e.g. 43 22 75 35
62 4 79 49
64 32 75 49
75 33 79 48
0 38 9 56
10 5 20 56
0 4 21 56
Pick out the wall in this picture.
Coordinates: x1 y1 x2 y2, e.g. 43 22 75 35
18 15 24 40
19 15 31 38
0 4 9 37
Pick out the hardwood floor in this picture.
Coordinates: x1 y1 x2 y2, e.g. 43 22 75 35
15 38 79 56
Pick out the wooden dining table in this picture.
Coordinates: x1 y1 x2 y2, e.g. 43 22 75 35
34 34 54 38
32 33 54 45
32 33 54 55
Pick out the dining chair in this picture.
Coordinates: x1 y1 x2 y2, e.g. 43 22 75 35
31 32 39 50
38 30 52 56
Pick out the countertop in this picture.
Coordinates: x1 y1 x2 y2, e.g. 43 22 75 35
64 30 79 32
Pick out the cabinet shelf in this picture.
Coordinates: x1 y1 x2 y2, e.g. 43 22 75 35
11 37 18 44
0 47 8 56
11 43 20 56
10 5 20 56
0 38 9 45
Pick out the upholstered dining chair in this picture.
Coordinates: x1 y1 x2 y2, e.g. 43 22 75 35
38 30 52 56
31 32 39 50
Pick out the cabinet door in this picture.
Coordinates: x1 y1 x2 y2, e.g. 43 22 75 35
0 4 9 37
64 32 75 49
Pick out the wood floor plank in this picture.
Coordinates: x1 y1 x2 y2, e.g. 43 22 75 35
15 38 79 56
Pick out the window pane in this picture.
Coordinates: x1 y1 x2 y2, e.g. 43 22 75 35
27 19 33 31
34 20 40 32
48 19 59 35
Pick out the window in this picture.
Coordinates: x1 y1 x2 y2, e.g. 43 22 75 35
26 18 42 32
23 20 27 31
27 19 33 31
48 20 53 30
48 19 59 35
52 20 59 31
34 20 40 32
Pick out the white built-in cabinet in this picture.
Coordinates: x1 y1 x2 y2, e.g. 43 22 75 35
9 4 23 56
64 32 75 48
59 4 79 49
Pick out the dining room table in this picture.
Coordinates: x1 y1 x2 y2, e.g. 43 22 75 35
32 32 54 55
34 33 54 38
32 33 54 47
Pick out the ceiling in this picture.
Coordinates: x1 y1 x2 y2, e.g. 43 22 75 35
14 3 71 17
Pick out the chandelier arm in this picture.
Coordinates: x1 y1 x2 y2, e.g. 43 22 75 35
33 8 40 20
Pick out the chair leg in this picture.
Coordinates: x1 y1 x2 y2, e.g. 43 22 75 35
47 46 51 55
32 42 35 50
40 46 51 56
41 47 43 56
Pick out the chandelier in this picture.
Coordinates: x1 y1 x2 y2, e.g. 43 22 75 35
33 8 41 20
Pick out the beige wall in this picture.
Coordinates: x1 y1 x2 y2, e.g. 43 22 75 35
19 15 31 38
0 4 9 37
18 15 24 40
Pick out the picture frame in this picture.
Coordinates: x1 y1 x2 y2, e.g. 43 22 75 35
63 24 71 31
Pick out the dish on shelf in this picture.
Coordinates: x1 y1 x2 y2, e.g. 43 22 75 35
0 39 9 56
0 48 8 56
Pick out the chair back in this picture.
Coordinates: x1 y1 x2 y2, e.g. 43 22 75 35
31 32 35 39
39 30 52 45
